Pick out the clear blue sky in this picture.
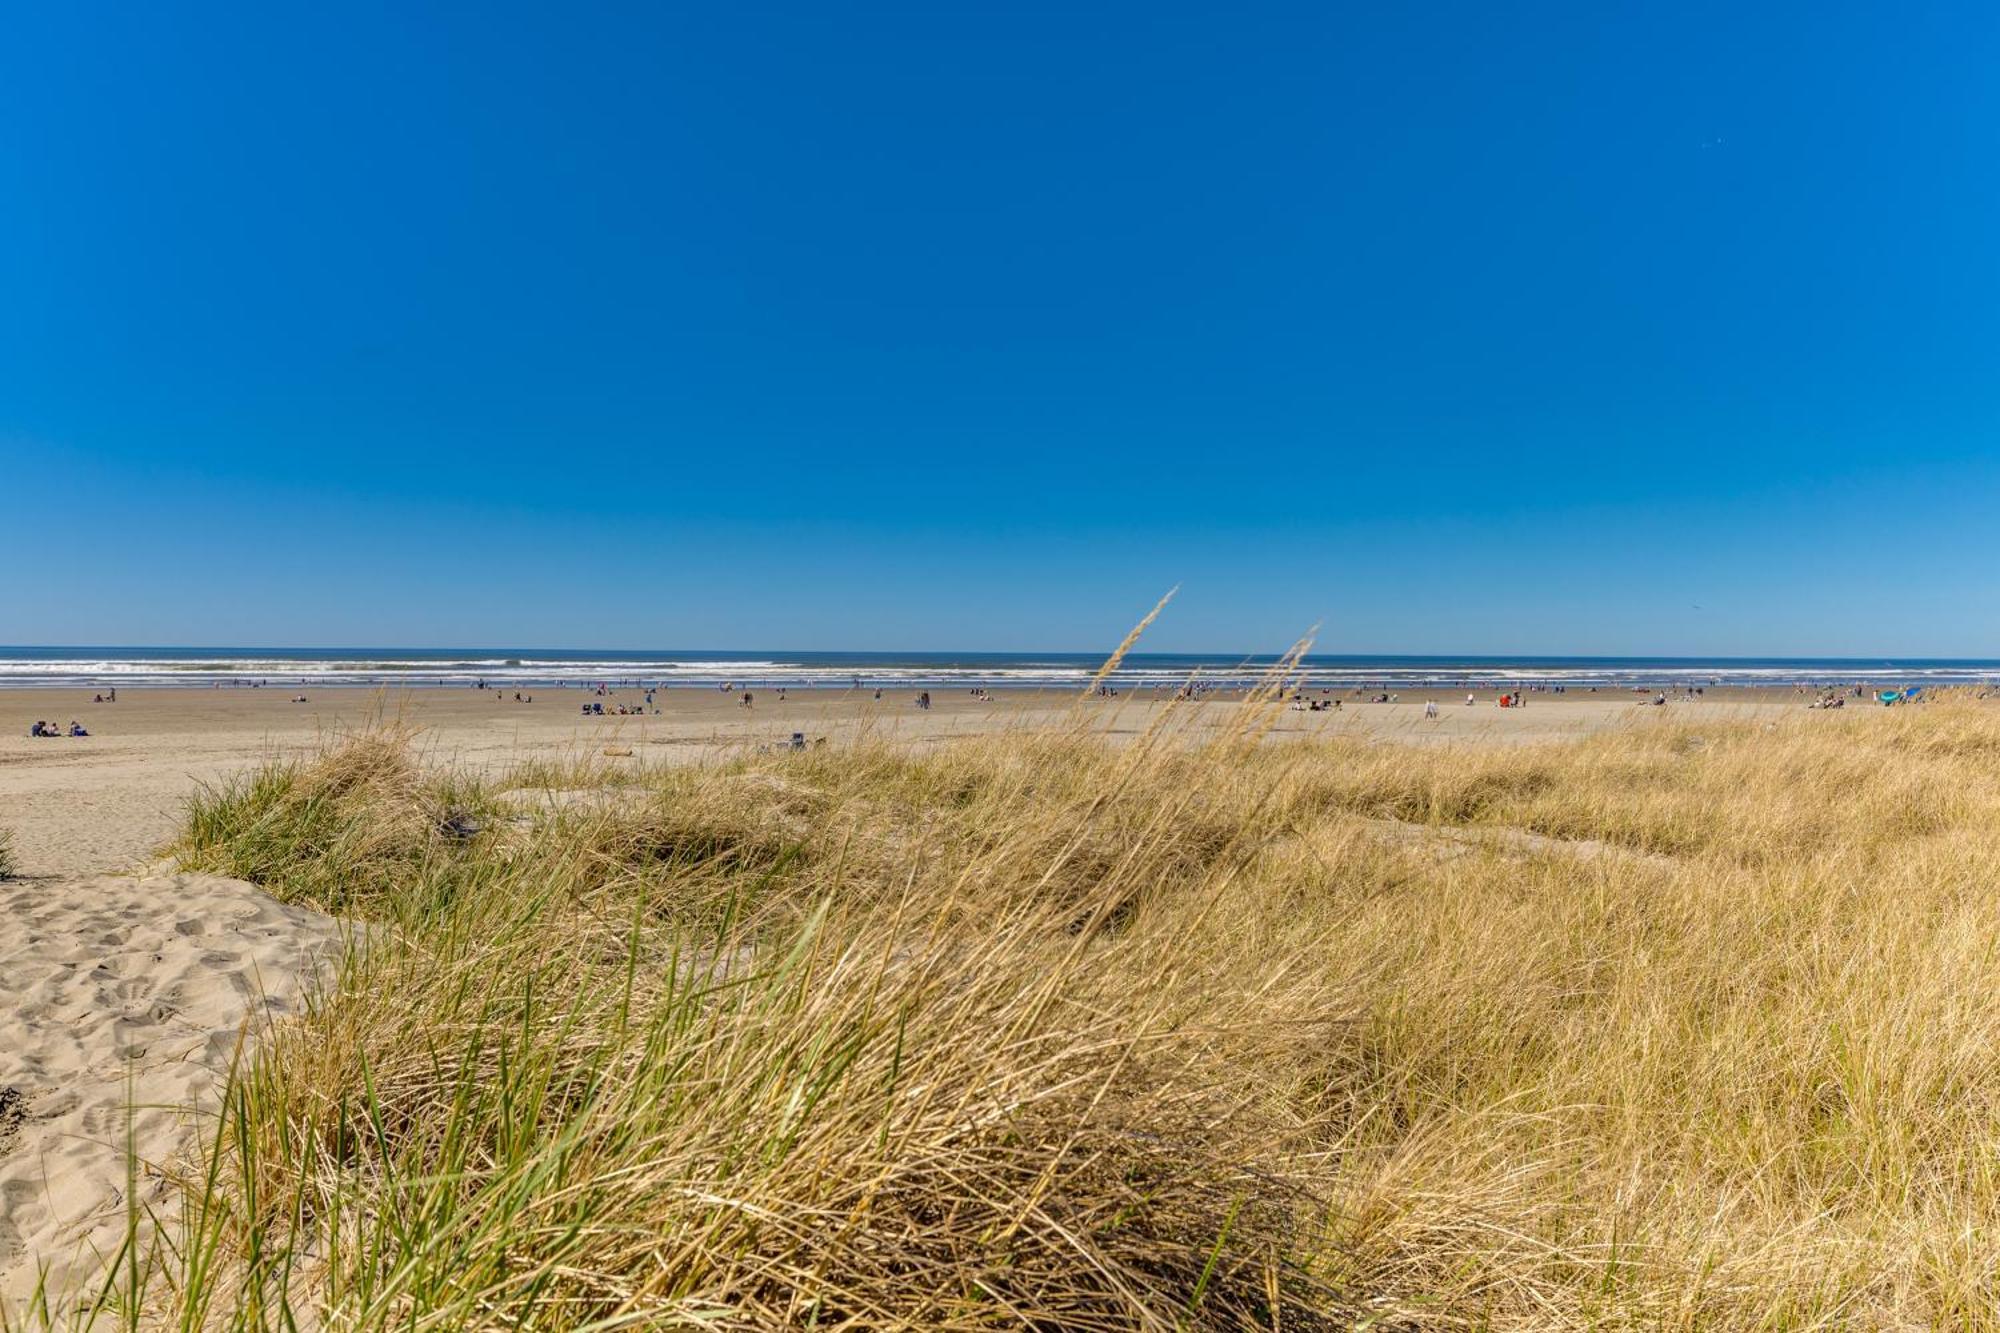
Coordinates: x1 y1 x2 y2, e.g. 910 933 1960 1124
7 2 1999 655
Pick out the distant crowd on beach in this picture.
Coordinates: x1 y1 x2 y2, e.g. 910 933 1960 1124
29 677 1995 741
1809 684 1939 709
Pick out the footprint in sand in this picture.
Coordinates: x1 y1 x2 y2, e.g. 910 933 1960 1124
0 872 344 1310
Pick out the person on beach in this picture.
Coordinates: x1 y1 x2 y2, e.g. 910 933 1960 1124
741 691 754 709
68 721 89 736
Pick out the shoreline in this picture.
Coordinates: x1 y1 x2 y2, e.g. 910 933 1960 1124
5 649 1999 694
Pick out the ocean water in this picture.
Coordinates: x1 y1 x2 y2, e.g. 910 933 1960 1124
1 647 1995 691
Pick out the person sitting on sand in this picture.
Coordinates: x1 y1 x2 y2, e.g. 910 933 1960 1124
68 721 88 737
29 721 46 737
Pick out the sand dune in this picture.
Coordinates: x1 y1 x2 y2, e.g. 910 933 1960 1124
0 872 344 1313
0 686 1799 1319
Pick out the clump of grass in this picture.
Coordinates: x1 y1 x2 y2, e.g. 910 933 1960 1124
73 694 2000 1329
172 725 499 916
148 709 1350 1327
191 880 1341 1327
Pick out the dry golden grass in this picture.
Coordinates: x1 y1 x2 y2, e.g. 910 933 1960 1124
48 693 2000 1328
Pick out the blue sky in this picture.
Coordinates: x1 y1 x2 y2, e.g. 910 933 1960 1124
6 2 1999 654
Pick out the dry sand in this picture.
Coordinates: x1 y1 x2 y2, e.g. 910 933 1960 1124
0 873 343 1309
0 682 1809 1309
0 685 1802 879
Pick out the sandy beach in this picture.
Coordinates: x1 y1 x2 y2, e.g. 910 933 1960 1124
0 684 1814 879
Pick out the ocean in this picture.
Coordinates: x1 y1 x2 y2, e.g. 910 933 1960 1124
1 648 1995 691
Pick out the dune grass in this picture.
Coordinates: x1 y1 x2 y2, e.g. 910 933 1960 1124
42 692 2000 1328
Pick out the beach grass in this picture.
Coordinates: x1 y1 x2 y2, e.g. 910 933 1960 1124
58 692 2000 1327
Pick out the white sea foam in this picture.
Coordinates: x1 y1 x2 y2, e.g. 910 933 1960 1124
1 653 1995 690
